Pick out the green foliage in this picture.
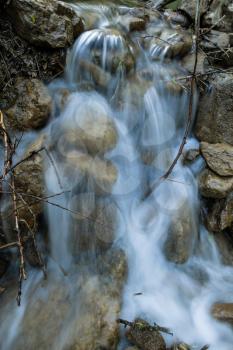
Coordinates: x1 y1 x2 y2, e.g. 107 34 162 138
165 0 182 10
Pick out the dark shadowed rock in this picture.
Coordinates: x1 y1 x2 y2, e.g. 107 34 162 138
0 257 9 278
206 192 233 233
195 74 233 145
213 231 233 266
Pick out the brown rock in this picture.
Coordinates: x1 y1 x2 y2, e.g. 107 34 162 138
201 142 233 177
195 73 233 145
51 100 118 156
198 169 233 199
126 318 166 350
164 205 197 264
212 303 233 325
5 79 52 131
121 16 146 32
149 29 192 59
6 0 83 48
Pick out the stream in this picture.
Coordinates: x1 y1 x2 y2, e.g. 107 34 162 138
0 1 233 349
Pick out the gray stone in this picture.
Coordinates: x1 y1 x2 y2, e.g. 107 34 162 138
201 142 233 176
195 73 233 145
198 169 233 199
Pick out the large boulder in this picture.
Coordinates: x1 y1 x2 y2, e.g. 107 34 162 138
200 142 233 176
5 79 52 131
1 249 127 350
5 0 84 48
198 169 233 199
195 73 233 145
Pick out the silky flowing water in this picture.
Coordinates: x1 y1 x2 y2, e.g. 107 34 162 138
1 1 233 350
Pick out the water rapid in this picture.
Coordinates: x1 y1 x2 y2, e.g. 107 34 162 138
1 2 233 350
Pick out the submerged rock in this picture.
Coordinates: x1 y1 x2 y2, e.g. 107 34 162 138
212 303 233 325
200 142 233 177
5 0 84 48
51 98 118 156
7 271 124 350
147 28 192 59
198 169 233 199
164 206 197 264
119 15 146 32
195 73 233 145
171 343 191 350
125 318 166 350
5 79 52 131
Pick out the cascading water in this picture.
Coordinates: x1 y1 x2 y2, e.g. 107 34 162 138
1 1 233 350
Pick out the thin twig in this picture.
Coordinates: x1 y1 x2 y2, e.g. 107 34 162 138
117 318 173 336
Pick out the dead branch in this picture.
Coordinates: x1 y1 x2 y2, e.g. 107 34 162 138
0 241 18 250
0 110 27 305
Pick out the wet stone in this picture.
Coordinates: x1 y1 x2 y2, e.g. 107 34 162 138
212 303 233 325
125 318 166 350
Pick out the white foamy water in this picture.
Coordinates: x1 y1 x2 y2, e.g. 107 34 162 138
1 2 233 350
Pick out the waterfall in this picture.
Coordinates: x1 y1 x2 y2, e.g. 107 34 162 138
1 2 233 350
